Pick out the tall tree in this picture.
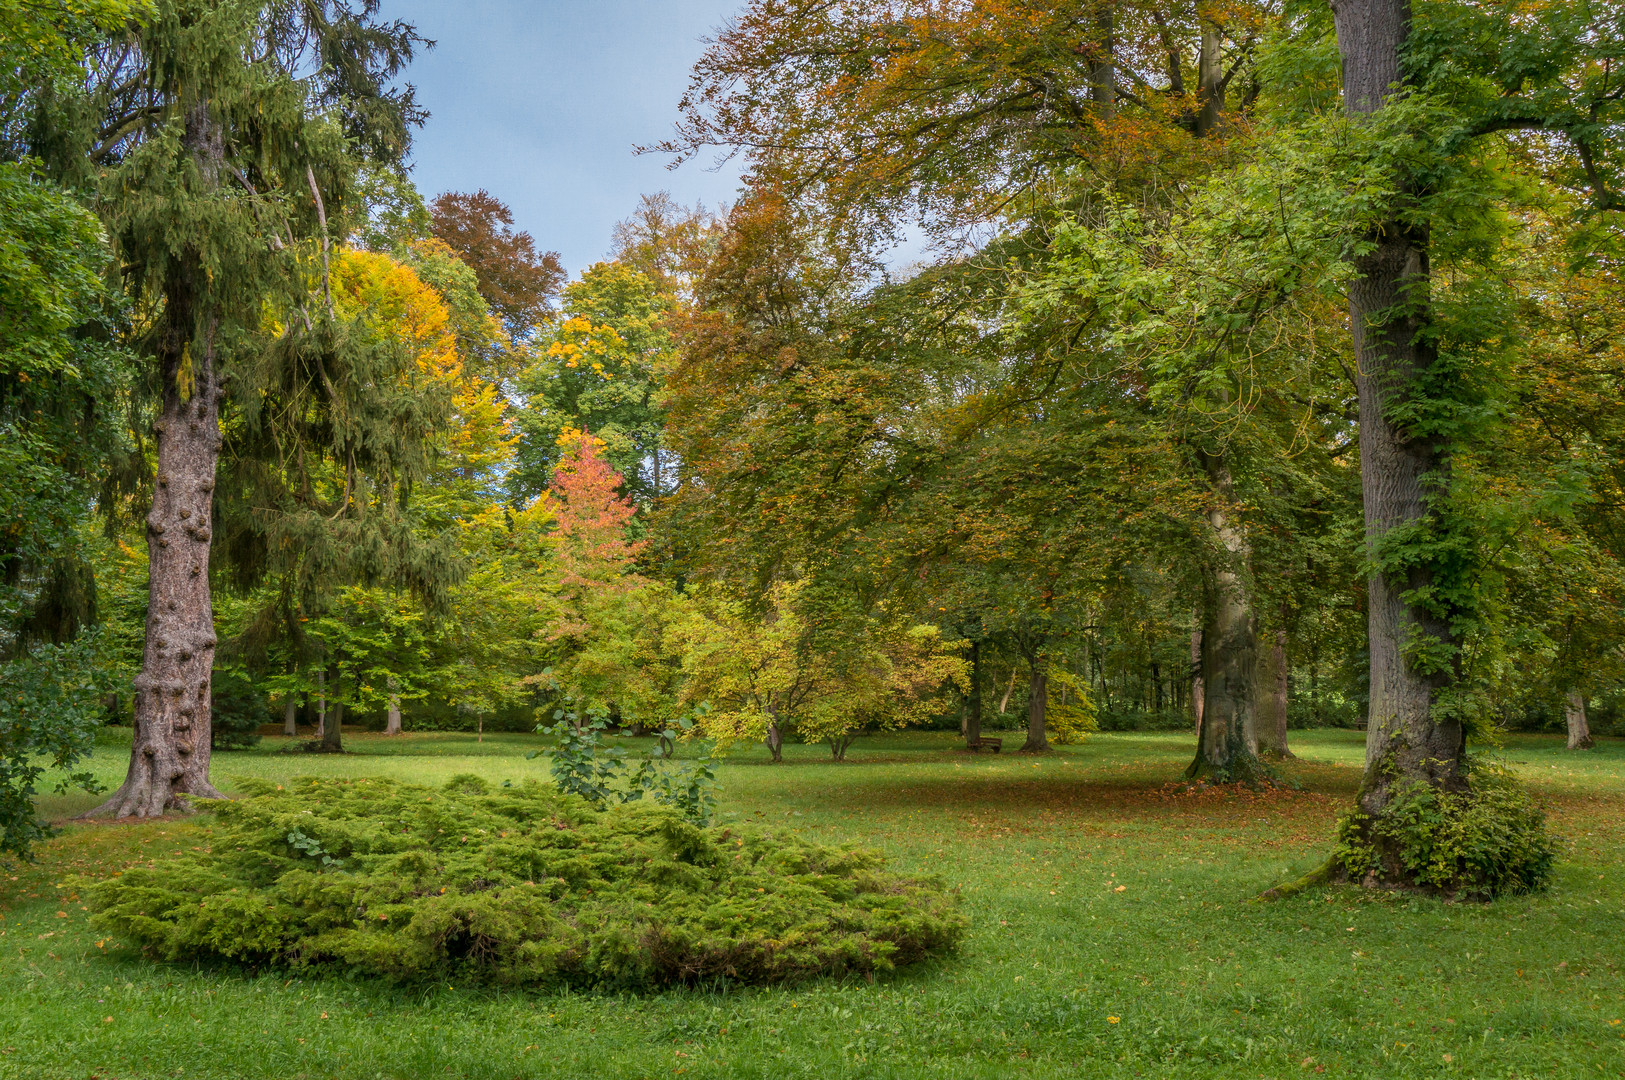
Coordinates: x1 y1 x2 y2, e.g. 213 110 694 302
1327 0 1621 879
37 0 428 815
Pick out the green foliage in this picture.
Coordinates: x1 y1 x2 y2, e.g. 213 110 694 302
81 775 966 988
1045 670 1099 746
530 714 719 826
512 262 676 503
1333 764 1559 899
208 669 268 751
0 159 131 647
0 633 112 860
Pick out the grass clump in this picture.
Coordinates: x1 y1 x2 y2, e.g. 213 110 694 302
1334 764 1559 899
80 774 964 988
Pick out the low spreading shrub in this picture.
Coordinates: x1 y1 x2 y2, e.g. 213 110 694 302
82 775 965 987
1333 763 1559 899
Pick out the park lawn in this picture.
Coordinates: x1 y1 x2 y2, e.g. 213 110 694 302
2 728 1623 1080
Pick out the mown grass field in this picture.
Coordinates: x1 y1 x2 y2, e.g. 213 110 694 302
2 727 1622 1079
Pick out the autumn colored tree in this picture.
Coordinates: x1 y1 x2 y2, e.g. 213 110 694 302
511 262 677 505
677 581 968 761
431 190 565 338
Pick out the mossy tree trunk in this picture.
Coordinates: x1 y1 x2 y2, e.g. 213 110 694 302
1021 661 1049 753
1565 690 1594 750
85 104 227 819
1186 459 1263 783
1333 0 1471 865
1255 629 1293 759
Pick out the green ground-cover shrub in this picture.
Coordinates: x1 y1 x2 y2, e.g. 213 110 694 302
80 774 964 988
1333 762 1559 899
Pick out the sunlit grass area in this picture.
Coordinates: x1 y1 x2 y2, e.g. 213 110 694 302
5 728 1623 1079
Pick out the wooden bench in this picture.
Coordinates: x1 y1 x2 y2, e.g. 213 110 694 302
966 737 1002 753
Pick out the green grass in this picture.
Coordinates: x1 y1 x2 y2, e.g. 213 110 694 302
3 727 1624 1079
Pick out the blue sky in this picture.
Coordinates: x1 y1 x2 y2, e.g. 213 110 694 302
385 1 743 275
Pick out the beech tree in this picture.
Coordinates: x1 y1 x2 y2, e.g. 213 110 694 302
430 189 565 339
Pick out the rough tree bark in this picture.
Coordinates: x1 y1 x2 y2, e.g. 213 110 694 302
963 639 984 747
84 103 227 819
1021 661 1050 753
1186 458 1264 782
1332 0 1469 826
1255 629 1294 759
1565 689 1594 750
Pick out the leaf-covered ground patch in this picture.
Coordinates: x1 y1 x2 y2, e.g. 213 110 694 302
79 774 964 988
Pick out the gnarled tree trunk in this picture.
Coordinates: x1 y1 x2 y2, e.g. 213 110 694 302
1565 689 1594 750
84 103 227 819
1255 629 1293 759
1333 0 1468 836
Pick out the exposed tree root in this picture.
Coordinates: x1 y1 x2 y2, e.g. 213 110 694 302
1253 859 1336 902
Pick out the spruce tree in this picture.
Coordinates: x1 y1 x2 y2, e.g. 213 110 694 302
31 1 431 815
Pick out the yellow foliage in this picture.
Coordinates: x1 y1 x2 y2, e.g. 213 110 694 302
1045 668 1099 745
330 248 461 384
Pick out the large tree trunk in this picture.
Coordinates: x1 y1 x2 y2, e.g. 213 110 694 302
1186 458 1263 782
1255 629 1293 759
1565 689 1594 750
1333 0 1468 832
964 639 984 747
1089 10 1115 120
1194 22 1225 137
385 690 402 736
283 696 298 737
84 103 227 819
1021 662 1050 753
322 700 344 753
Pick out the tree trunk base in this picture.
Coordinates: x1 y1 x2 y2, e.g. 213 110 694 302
1260 748 1297 762
1017 740 1051 754
1184 751 1272 788
80 775 227 820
